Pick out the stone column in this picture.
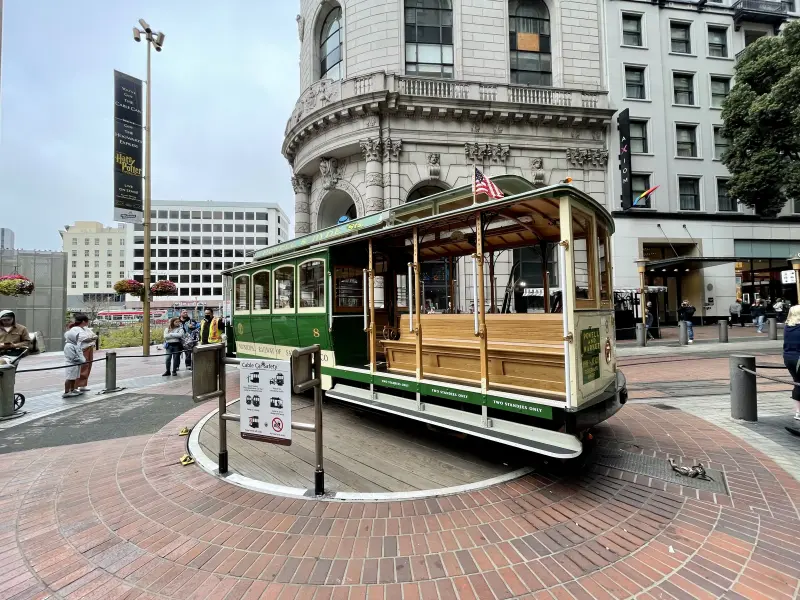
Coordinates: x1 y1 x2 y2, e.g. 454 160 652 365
360 138 384 214
291 174 312 235
384 138 402 207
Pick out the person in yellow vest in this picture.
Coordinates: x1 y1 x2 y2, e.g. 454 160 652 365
200 307 223 345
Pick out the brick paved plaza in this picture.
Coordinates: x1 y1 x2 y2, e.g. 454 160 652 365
2 349 800 600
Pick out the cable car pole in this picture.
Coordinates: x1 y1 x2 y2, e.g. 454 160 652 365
476 214 489 394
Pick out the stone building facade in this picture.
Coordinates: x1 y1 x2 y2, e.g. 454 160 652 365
286 0 614 237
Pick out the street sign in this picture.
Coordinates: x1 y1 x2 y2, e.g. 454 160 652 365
239 359 291 445
781 270 797 284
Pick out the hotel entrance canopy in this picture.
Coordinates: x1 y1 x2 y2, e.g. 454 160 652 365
643 256 738 273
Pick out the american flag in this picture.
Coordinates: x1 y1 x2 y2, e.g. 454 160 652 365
473 167 504 199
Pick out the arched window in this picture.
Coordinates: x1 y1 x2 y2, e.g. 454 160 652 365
509 0 552 86
407 184 448 203
320 7 343 81
405 0 454 79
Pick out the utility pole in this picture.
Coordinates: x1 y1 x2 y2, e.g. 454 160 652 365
132 19 165 355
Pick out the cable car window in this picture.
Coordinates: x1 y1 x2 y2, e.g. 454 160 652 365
299 260 325 310
234 276 250 313
571 207 597 306
335 267 363 311
274 266 294 310
598 223 611 302
253 271 270 312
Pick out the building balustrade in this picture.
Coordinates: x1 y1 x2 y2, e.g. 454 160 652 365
732 0 791 30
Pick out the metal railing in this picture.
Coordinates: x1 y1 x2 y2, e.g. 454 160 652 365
191 343 326 495
730 354 799 423
732 0 792 15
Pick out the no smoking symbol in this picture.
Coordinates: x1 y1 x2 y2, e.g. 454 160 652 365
272 418 283 433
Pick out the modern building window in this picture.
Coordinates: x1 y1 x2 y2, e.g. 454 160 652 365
676 125 698 157
224 211 233 219
202 211 212 219
224 224 233 232
509 0 551 86
71 261 76 268
714 126 729 160
256 213 267 221
245 212 254 220
320 6 343 81
670 22 691 54
405 0 454 79
158 210 167 219
71 282 76 289
84 261 90 268
180 211 190 219
624 66 646 99
94 238 100 245
94 250 99 257
72 239 77 245
191 211 201 218
708 26 728 57
71 250 77 256
235 212 244 220
717 179 736 212
157 223 168 232
107 238 113 245
85 250 90 256
622 13 643 47
679 177 701 210
631 174 652 208
673 73 694 105
630 120 648 153
710 76 730 108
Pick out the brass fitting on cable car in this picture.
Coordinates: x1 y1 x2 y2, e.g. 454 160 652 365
558 240 570 250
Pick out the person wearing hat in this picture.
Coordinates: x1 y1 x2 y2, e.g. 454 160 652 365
678 299 696 343
0 310 31 358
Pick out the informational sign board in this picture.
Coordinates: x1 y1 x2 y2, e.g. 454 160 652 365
781 270 797 285
113 70 144 224
580 327 601 384
239 359 291 445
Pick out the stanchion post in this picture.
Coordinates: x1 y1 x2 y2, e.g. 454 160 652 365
102 352 124 394
730 355 757 422
718 320 729 343
635 323 646 347
768 317 777 340
313 345 324 496
678 321 688 346
217 344 228 474
0 363 16 418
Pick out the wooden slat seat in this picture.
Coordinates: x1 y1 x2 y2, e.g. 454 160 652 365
380 314 566 396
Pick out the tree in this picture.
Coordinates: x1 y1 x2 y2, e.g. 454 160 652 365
721 21 800 216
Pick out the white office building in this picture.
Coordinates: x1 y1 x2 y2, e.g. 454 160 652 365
125 200 289 306
59 221 128 309
0 228 14 250
605 0 799 321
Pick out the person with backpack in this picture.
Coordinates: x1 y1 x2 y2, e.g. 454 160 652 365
678 299 696 344
178 310 198 370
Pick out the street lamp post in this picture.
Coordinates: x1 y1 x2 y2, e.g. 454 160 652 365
133 19 165 356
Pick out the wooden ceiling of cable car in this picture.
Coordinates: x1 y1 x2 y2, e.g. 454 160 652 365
379 196 565 260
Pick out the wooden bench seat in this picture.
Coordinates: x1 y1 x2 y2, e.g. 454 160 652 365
380 314 566 396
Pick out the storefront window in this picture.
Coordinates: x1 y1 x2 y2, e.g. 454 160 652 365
299 260 325 309
234 276 249 312
274 266 294 310
253 271 269 311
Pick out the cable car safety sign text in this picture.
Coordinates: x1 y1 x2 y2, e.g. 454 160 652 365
240 359 292 445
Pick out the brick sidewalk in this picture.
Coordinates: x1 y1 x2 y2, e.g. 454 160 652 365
2 401 800 599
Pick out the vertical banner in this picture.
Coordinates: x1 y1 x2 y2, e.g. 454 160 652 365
618 108 633 210
113 70 144 224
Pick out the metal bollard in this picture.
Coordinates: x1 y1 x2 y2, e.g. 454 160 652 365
768 318 777 340
730 355 757 422
678 321 688 346
635 323 647 347
101 352 124 394
718 320 729 343
0 363 16 419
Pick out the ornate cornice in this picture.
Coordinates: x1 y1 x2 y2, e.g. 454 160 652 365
566 148 609 169
465 143 510 163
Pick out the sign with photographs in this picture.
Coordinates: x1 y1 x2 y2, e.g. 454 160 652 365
239 359 292 445
113 70 144 224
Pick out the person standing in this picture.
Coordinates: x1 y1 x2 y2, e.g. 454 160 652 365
163 317 184 376
645 302 656 340
179 309 198 370
0 310 31 358
200 307 223 345
729 299 743 328
69 313 97 392
678 299 696 344
63 328 86 398
753 299 766 333
782 305 800 421
774 298 786 323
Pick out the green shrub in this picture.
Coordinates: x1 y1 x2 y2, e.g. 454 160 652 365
99 325 165 349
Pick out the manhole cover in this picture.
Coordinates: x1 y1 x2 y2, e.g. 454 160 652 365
590 448 728 495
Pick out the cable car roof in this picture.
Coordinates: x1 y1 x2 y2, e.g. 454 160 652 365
236 176 614 273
